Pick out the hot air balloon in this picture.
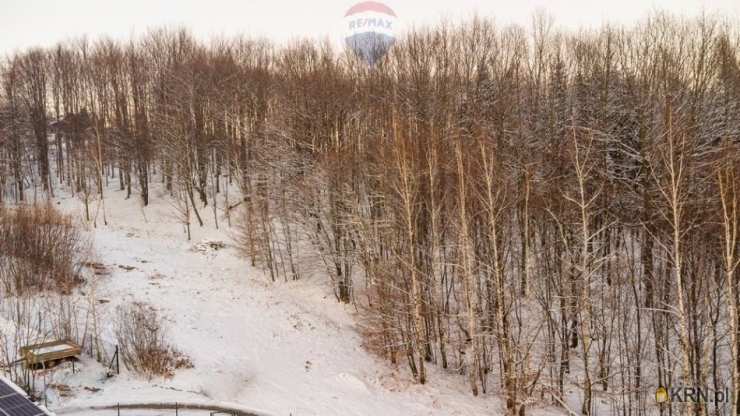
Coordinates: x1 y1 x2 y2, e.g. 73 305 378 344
344 1 397 65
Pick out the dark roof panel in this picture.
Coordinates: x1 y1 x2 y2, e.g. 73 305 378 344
0 378 49 416
0 382 14 398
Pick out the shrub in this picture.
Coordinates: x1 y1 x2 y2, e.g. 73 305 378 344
0 205 89 295
115 303 192 378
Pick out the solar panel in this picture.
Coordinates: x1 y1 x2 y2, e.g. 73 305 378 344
7 402 46 416
0 378 48 416
0 382 14 397
0 395 28 408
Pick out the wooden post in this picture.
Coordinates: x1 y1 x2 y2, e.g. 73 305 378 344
115 345 120 374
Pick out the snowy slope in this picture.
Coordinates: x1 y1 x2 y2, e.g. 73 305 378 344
42 185 504 416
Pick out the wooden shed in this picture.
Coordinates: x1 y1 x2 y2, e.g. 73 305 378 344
20 340 81 369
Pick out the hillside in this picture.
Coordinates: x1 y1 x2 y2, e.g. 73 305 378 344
42 183 502 416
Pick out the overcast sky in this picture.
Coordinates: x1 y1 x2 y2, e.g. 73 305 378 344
1 0 739 54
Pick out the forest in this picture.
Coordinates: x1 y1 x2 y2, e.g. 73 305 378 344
1 12 739 416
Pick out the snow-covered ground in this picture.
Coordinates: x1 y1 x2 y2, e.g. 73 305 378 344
39 184 505 416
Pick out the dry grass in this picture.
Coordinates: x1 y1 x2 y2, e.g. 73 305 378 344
115 303 193 378
0 204 89 295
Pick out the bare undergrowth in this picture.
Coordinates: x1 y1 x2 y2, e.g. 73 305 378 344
115 303 193 378
0 204 89 295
